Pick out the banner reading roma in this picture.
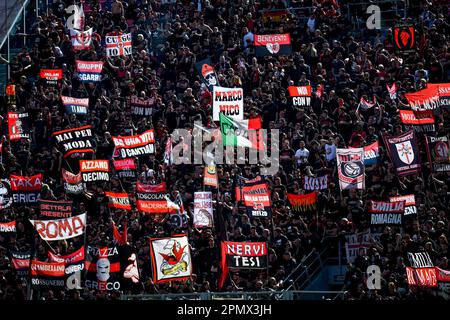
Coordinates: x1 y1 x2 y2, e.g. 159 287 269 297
30 259 66 289
219 241 267 289
105 33 132 57
254 34 292 56
149 235 192 284
40 69 62 86
53 125 95 157
384 130 421 176
105 192 131 211
193 192 213 228
399 109 435 133
85 245 121 291
287 192 317 213
113 158 137 179
61 95 89 115
8 112 30 140
62 169 85 194
303 175 328 191
76 60 103 83
406 252 437 287
369 200 405 226
212 86 243 121
405 86 440 111
425 135 450 172
10 174 42 205
30 213 86 241
336 148 365 190
39 200 73 218
389 194 417 216
80 160 110 182
237 177 272 218
288 86 312 107
112 130 155 158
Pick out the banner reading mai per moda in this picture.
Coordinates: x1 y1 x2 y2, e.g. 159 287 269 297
384 130 421 176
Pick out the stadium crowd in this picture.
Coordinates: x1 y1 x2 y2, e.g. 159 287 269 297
0 0 449 301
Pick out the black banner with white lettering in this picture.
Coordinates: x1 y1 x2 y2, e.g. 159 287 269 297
369 200 405 225
425 135 450 172
84 245 122 291
52 125 95 158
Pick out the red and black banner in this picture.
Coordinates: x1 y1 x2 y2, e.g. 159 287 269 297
10 174 42 205
399 109 435 133
40 69 62 86
10 250 30 284
368 200 405 225
288 86 312 107
405 86 440 111
84 245 122 291
112 130 155 158
254 34 292 56
287 192 318 213
236 176 272 218
393 25 416 53
406 252 437 287
53 125 95 158
39 200 73 219
30 259 66 289
383 130 421 176
219 241 267 289
425 135 450 172
48 245 85 289
130 95 155 116
136 182 177 214
195 58 219 92
113 158 137 179
8 112 30 141
105 192 131 211
79 160 110 182
0 221 16 235
62 169 85 194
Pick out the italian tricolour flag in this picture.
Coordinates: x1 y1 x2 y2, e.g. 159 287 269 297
219 113 263 150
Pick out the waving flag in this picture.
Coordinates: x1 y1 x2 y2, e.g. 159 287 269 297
357 96 377 111
387 83 397 100
336 148 365 190
219 113 263 150
384 130 421 176
70 28 92 50
106 33 132 57
254 34 292 56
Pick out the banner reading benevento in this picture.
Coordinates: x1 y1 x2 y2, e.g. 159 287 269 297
112 130 155 158
53 125 95 158
10 174 42 205
384 130 421 176
237 177 272 218
193 192 213 228
30 213 86 241
80 160 110 182
149 235 192 284
393 25 415 53
62 169 85 194
212 86 244 121
287 192 318 213
61 96 89 115
288 86 312 107
425 135 450 172
30 259 66 289
254 34 292 56
303 175 328 191
40 200 72 219
195 58 219 92
389 194 417 216
76 60 103 83
8 112 30 140
40 69 62 86
336 148 365 190
85 245 121 291
369 200 405 226
105 192 131 211
105 33 132 57
406 252 437 287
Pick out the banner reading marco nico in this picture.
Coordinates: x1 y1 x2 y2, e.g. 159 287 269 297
112 130 155 158
212 86 243 121
254 34 292 56
384 130 421 176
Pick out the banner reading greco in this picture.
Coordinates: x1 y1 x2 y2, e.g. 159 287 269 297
30 213 86 241
425 135 450 172
105 33 132 57
149 235 192 284
193 192 213 228
336 148 365 190
85 246 121 291
384 130 421 176
112 130 155 158
76 60 103 83
212 86 244 121
53 125 95 158
254 34 292 56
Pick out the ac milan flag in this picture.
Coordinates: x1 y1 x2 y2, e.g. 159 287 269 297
70 28 93 50
357 96 377 111
106 33 132 57
254 34 292 56
8 112 30 140
384 130 421 176
40 69 62 86
195 58 219 92
425 135 450 172
336 148 365 190
149 235 192 284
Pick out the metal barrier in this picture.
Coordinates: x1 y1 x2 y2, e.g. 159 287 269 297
121 290 344 301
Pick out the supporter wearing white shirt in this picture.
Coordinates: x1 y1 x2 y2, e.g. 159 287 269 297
295 141 309 166
242 27 254 48
324 138 337 162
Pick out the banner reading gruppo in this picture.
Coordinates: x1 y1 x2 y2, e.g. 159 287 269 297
254 34 292 56
76 60 103 82
384 130 421 176
112 130 155 158
212 86 243 121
